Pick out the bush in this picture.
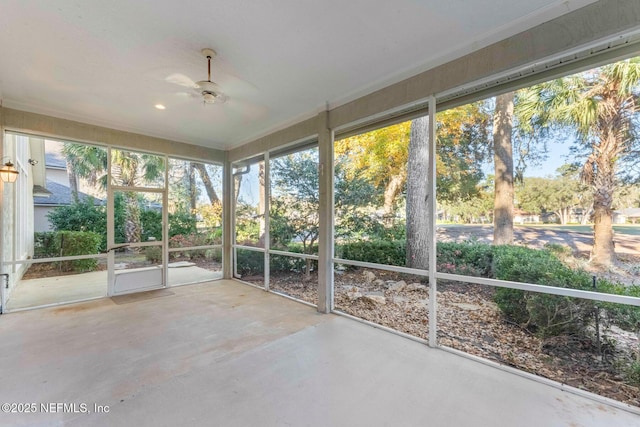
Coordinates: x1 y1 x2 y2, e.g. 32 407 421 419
236 250 264 276
168 233 217 254
169 211 197 237
492 245 594 337
270 254 308 273
140 209 162 242
47 197 108 251
144 246 162 263
33 231 101 272
205 248 223 263
625 361 640 386
34 232 58 258
57 231 102 271
140 207 198 241
596 281 640 332
336 240 406 266
437 241 493 276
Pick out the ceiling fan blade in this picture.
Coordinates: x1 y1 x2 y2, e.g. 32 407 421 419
166 73 198 88
214 72 258 97
208 55 259 96
175 91 200 99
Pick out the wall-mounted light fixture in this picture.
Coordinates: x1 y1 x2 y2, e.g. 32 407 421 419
0 158 19 183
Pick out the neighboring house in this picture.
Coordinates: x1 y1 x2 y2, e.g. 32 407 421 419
43 145 68 185
33 179 103 232
33 140 104 232
514 209 540 225
614 208 640 224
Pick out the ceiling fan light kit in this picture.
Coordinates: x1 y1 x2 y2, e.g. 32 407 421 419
195 48 228 105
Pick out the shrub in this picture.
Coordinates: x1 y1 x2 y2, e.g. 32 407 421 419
169 211 197 237
437 241 493 276
205 248 222 262
34 231 101 272
236 250 264 276
47 197 108 251
492 245 595 338
596 281 640 332
336 240 406 266
144 246 162 263
270 254 308 273
140 209 162 242
168 233 218 259
38 231 102 271
34 232 58 258
57 231 101 271
625 361 640 386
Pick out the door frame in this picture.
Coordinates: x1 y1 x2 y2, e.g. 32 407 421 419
106 147 169 296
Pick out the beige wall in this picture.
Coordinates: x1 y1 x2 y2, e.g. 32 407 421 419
1 107 226 164
1 133 35 297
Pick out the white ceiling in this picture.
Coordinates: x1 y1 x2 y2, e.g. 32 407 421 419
0 0 595 150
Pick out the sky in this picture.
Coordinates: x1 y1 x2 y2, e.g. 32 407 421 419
525 143 573 177
481 138 576 180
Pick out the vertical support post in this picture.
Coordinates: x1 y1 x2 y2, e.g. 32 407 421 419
428 95 438 347
0 114 5 313
222 155 233 279
317 111 334 313
263 153 270 291
106 147 115 295
162 155 169 288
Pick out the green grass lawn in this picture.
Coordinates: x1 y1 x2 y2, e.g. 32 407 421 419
437 223 640 236
520 224 640 236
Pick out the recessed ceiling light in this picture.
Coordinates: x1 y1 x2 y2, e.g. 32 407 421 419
155 104 166 110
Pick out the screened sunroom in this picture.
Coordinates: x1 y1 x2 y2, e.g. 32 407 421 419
1 1 640 425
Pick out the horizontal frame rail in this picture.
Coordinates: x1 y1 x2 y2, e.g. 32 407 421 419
330 258 640 307
436 272 640 306
269 249 319 260
232 245 266 253
333 257 429 277
3 253 107 265
167 244 222 253
111 185 165 193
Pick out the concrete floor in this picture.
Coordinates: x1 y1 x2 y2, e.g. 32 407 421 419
6 266 222 310
0 280 638 427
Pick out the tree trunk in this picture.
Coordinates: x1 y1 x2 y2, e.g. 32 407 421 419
493 92 515 245
383 173 406 226
124 192 142 245
556 207 569 225
581 207 592 225
406 116 430 270
189 163 197 211
66 162 79 202
590 153 616 266
193 163 219 204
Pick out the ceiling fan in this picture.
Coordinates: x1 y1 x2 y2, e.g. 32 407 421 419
193 48 228 105
164 48 267 120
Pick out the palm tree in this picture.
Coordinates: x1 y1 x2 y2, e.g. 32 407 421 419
516 57 640 266
62 144 165 244
493 91 515 245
